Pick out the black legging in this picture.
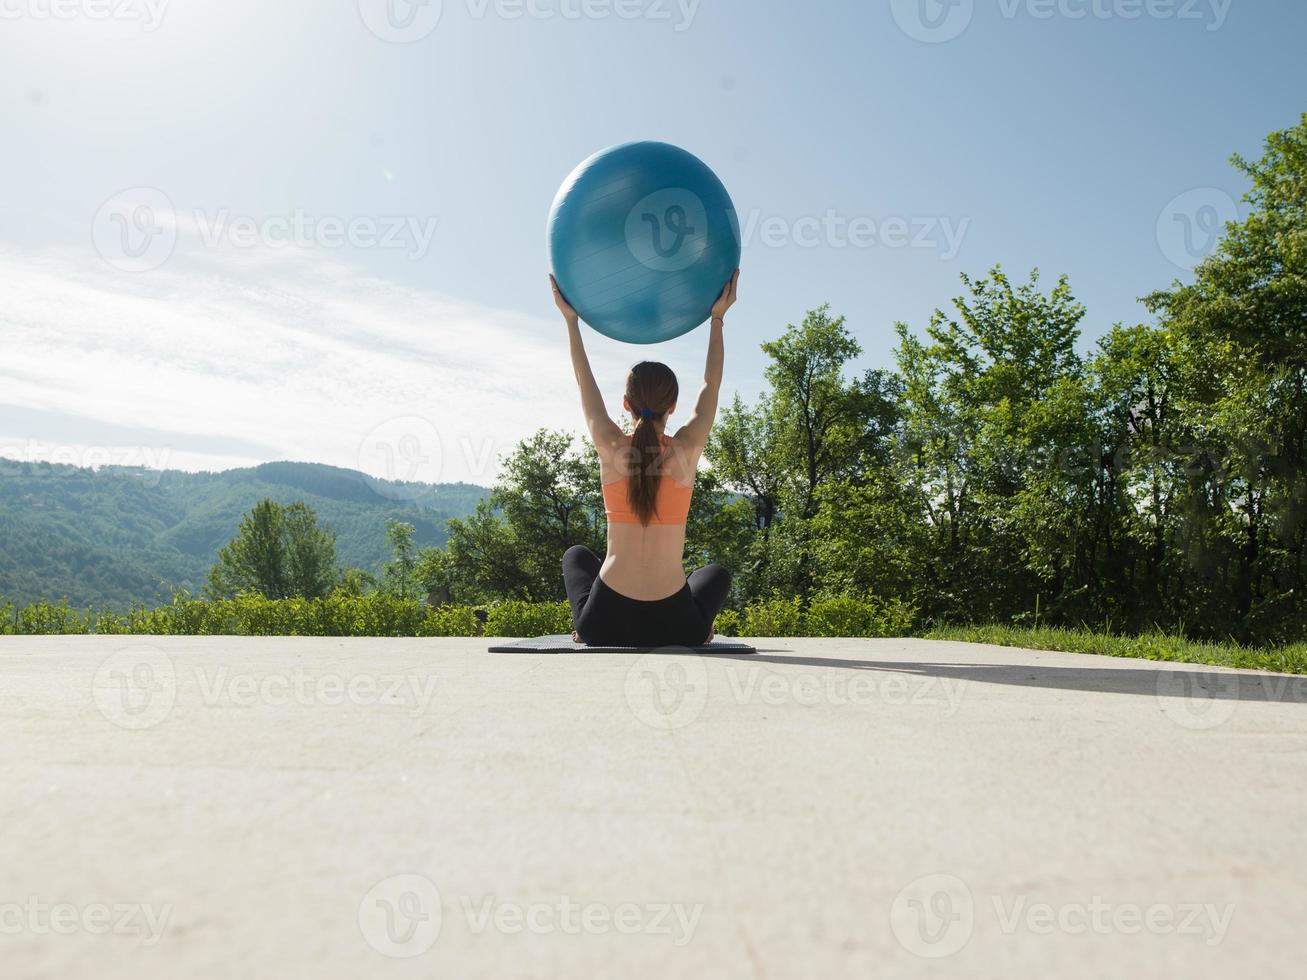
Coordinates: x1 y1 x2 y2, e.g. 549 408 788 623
562 546 732 647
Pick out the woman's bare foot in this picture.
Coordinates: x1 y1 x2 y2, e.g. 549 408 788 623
572 630 581 644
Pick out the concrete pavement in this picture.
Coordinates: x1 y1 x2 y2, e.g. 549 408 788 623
2 636 1305 978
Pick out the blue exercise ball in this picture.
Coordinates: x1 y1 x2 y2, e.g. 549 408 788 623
548 141 741 345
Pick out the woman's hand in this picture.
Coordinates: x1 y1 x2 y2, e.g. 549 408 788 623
711 269 740 321
550 274 579 325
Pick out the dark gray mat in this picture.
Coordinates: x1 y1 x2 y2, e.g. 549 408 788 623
488 634 757 654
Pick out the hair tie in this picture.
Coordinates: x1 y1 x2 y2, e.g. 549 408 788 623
638 408 655 421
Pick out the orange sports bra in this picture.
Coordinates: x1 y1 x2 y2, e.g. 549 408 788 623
603 439 694 526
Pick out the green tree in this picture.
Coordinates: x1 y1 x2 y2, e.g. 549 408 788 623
683 471 755 597
336 567 378 597
708 305 895 598
432 431 605 602
1143 113 1307 639
438 500 534 602
706 394 787 593
381 520 423 601
886 267 1088 622
208 499 339 599
494 430 606 587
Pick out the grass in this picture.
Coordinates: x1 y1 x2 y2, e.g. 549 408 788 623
926 623 1307 675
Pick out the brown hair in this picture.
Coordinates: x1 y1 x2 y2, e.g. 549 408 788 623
624 361 679 526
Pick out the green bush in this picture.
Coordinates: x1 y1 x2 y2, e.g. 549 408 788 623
315 594 427 637
805 596 917 637
0 591 908 640
187 594 424 637
17 600 90 635
93 610 131 635
166 592 225 634
485 601 572 637
125 602 179 635
0 600 14 635
232 594 293 635
741 596 803 637
418 605 482 638
713 609 741 637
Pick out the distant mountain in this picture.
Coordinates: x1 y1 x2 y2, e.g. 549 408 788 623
0 459 487 609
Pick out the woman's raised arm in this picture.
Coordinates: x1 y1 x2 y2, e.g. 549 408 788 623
676 270 739 451
551 275 624 451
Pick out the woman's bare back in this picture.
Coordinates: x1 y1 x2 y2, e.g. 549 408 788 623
598 432 700 600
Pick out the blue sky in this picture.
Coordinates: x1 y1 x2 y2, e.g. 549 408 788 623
1 0 1303 484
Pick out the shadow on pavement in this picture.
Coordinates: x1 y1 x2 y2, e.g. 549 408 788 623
701 651 1307 704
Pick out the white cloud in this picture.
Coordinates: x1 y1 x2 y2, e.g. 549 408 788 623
0 243 653 485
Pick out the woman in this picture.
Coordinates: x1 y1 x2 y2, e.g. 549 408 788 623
550 269 740 647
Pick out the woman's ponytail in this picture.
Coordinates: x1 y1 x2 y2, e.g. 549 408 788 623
624 362 679 527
